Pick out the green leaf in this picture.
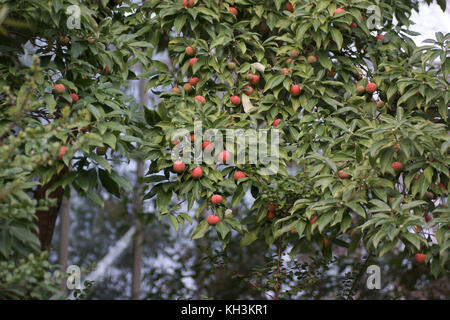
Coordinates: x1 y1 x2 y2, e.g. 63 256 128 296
240 231 258 246
191 220 210 240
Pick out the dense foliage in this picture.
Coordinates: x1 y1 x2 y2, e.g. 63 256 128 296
0 0 448 299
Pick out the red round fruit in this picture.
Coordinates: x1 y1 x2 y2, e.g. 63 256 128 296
250 75 260 85
230 95 241 105
272 118 281 127
218 150 232 164
185 46 196 56
202 141 212 150
70 93 79 102
414 253 426 264
189 77 199 86
425 215 432 222
290 84 301 96
334 8 345 15
191 166 203 179
243 86 253 95
229 7 238 15
173 161 186 173
376 34 385 42
172 140 180 146
183 83 193 92
182 0 194 8
366 82 377 94
194 96 206 105
207 214 220 226
338 170 350 179
267 211 275 220
54 84 65 93
189 57 198 68
289 49 299 58
58 146 67 160
285 2 294 13
350 22 358 28
211 194 223 204
171 87 181 94
391 161 403 173
234 171 246 180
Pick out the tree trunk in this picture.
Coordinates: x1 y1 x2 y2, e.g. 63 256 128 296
34 166 68 250
59 193 71 293
131 74 147 300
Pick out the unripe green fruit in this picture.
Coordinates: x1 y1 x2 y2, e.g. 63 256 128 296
227 62 236 70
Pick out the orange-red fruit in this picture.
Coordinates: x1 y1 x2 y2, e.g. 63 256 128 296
356 85 365 94
394 144 400 153
173 161 186 173
437 183 447 190
272 118 281 127
366 82 377 94
171 87 181 94
218 150 232 164
425 215 432 222
211 194 223 204
70 93 79 102
281 68 291 74
194 95 206 105
191 167 203 179
414 253 426 264
376 100 385 108
183 83 193 92
350 22 358 28
289 49 299 58
189 77 199 86
267 211 276 220
310 216 317 224
201 141 211 150
207 214 220 226
338 170 350 179
376 34 385 42
286 58 293 65
234 171 246 180
172 140 180 146
229 7 238 15
307 55 318 64
54 84 65 93
334 8 345 15
189 133 195 142
104 66 110 74
58 146 67 160
185 46 196 56
391 161 403 173
182 0 194 8
285 2 294 13
250 75 260 85
189 57 198 68
290 84 301 96
230 95 241 105
243 86 254 95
